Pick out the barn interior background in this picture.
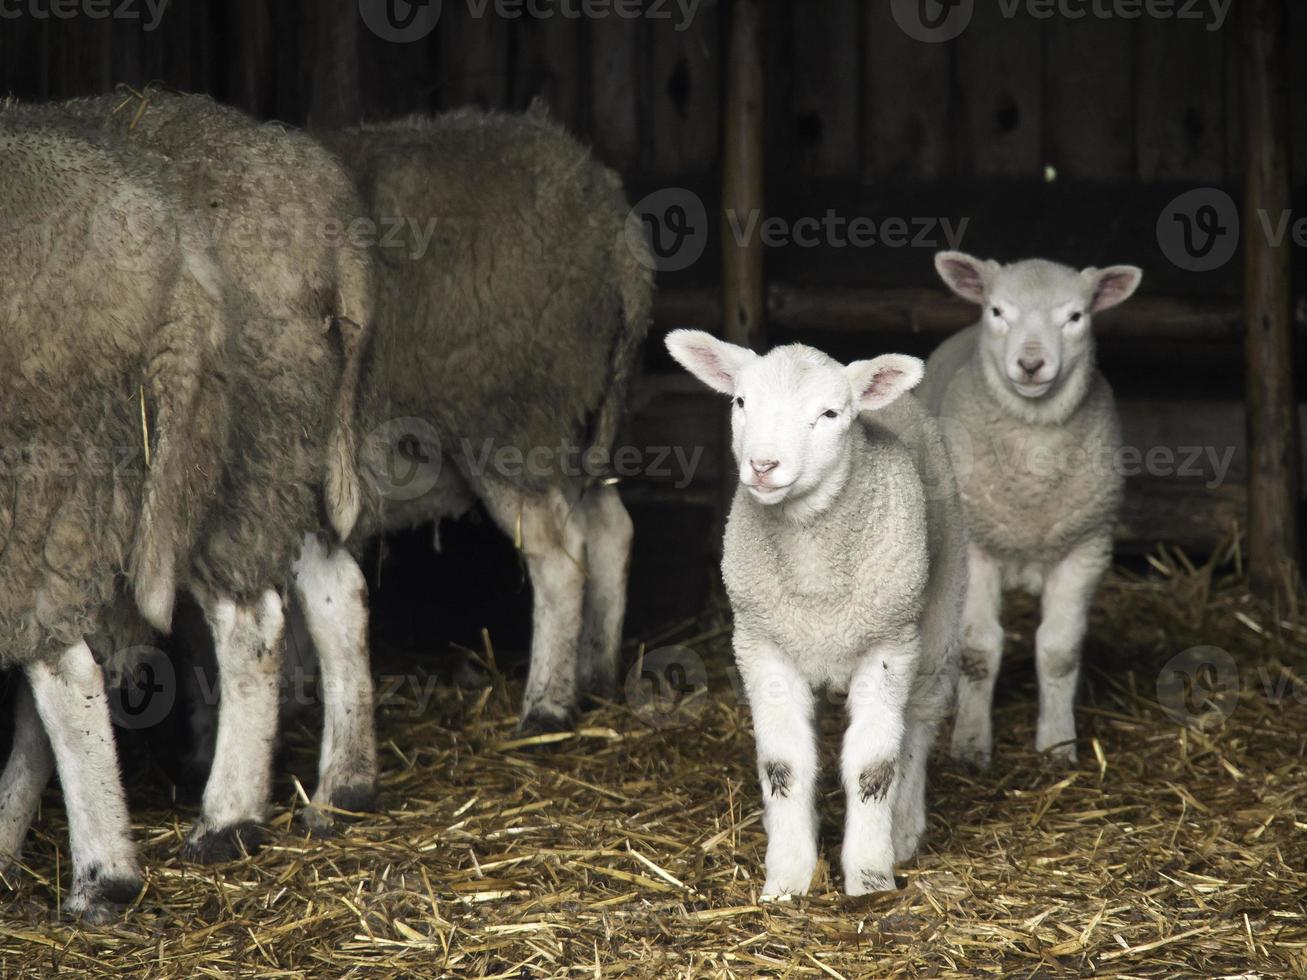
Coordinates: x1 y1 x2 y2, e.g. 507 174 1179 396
3 0 1307 975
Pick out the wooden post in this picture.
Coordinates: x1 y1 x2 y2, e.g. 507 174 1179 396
308 0 362 128
719 0 766 534
721 0 766 352
1242 0 1302 607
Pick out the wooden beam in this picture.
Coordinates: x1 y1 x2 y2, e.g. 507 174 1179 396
1242 0 1302 605
652 285 1246 344
721 0 766 351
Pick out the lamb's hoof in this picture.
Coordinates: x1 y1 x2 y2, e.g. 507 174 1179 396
949 748 992 772
845 869 898 897
68 871 142 924
181 821 264 864
299 785 378 835
516 709 574 739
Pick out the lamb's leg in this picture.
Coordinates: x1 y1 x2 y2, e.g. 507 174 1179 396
182 589 284 863
291 534 377 826
24 641 141 922
1034 535 1110 762
891 704 936 864
841 632 918 896
737 639 819 897
481 485 588 734
949 544 1004 767
0 679 55 871
576 485 633 703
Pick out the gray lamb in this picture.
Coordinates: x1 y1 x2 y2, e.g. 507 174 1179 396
921 251 1141 766
666 331 965 896
0 108 233 920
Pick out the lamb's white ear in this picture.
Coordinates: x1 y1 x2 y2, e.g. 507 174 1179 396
934 251 996 305
846 354 925 411
1083 265 1143 313
664 329 756 395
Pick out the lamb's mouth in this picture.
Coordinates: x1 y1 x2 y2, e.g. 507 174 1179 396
744 481 795 503
1011 378 1054 398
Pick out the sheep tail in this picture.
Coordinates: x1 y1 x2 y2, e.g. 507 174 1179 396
323 242 373 542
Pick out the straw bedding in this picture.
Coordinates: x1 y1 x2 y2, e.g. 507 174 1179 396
2 546 1305 978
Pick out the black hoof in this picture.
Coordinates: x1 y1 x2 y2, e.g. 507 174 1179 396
516 709 574 738
70 873 142 924
330 785 379 814
299 785 378 835
180 821 264 864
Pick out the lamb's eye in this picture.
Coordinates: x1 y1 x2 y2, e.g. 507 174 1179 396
991 306 1003 318
822 409 838 419
735 396 744 408
1069 311 1083 323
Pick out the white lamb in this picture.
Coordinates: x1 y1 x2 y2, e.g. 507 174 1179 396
666 331 965 897
921 252 1141 766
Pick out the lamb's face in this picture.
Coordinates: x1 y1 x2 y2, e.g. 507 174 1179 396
664 333 924 510
728 350 855 504
935 252 1142 401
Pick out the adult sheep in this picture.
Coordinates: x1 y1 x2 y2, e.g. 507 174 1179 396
0 108 232 920
312 105 653 737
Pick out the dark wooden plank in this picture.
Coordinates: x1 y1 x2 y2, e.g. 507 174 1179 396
650 3 720 175
229 0 273 117
1241 0 1301 603
956 1 1043 179
438 0 511 110
862 2 952 181
1135 17 1226 182
511 15 584 127
788 0 858 177
1044 15 1133 180
590 15 645 171
1287 0 1307 186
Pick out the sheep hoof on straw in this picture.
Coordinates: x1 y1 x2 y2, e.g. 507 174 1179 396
298 786 379 835
70 868 144 924
180 821 265 864
516 709 576 739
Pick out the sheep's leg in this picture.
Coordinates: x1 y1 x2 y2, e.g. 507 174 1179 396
481 485 588 734
576 485 634 703
182 589 284 863
1034 536 1110 762
841 632 917 896
890 704 935 864
949 544 1004 767
737 639 819 897
0 679 55 872
25 641 141 922
292 534 377 828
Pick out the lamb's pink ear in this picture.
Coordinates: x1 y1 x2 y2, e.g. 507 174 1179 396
934 251 996 305
846 354 925 411
664 329 756 395
1083 265 1143 313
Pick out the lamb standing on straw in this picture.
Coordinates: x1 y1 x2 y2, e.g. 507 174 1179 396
666 331 964 896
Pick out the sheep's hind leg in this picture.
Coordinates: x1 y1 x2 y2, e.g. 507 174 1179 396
1034 536 1110 763
182 589 284 863
25 641 141 923
891 704 936 864
949 544 1004 768
576 484 633 705
292 534 378 831
481 485 588 735
842 634 917 896
0 678 55 873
